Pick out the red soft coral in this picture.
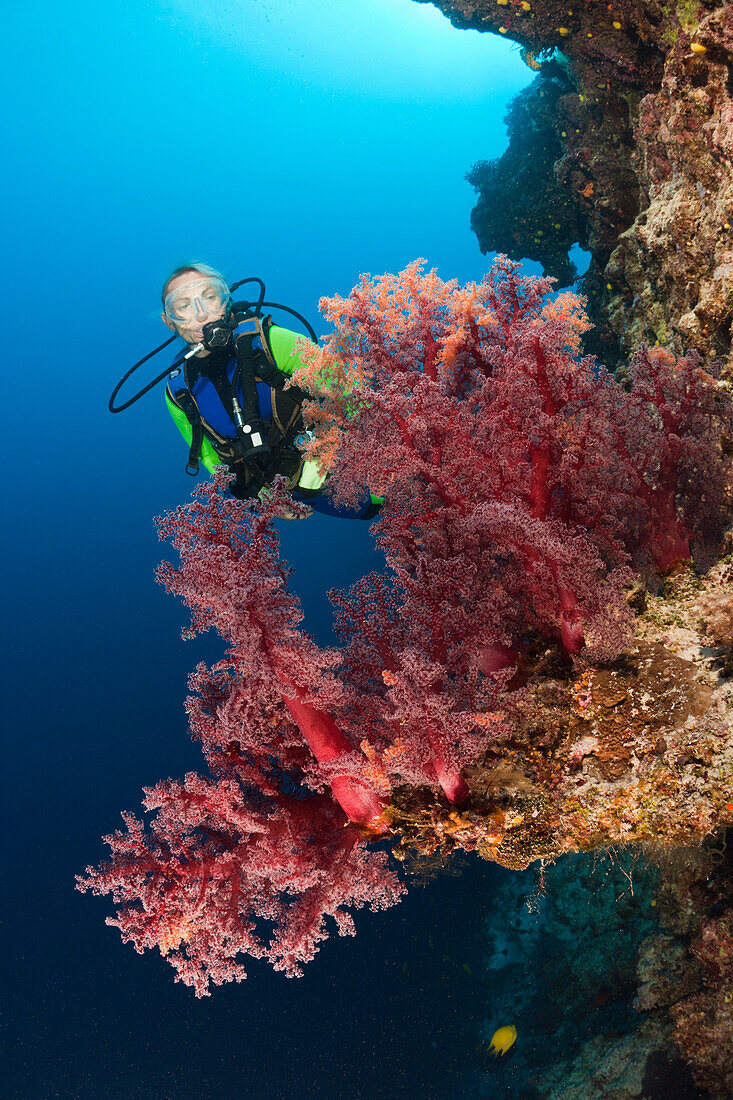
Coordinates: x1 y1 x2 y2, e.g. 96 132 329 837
155 472 386 829
80 258 733 993
77 775 403 996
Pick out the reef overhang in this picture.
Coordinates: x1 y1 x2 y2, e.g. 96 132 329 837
418 0 733 375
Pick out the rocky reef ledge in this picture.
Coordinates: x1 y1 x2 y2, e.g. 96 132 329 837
389 556 733 1096
390 560 733 872
417 0 733 377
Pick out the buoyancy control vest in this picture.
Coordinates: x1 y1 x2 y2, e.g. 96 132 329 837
165 311 313 500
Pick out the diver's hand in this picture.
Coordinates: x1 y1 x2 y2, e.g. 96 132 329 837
275 504 313 521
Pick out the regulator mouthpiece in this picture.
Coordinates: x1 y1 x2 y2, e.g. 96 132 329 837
201 316 236 350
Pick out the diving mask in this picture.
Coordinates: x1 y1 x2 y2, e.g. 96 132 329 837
164 276 231 324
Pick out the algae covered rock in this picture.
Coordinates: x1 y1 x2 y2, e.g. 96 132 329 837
422 0 733 375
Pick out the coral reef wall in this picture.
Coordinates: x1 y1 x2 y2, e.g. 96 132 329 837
417 0 733 374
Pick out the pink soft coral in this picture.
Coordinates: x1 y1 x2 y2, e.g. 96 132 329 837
79 258 733 994
295 258 732 583
77 776 403 996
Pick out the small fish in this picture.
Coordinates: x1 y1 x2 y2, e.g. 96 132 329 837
462 963 472 975
487 1025 517 1057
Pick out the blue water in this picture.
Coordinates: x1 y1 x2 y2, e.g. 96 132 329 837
1 2 604 1096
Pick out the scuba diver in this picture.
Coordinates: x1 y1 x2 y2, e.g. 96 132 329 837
110 263 381 520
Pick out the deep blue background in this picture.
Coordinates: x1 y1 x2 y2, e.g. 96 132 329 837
3 2 544 1096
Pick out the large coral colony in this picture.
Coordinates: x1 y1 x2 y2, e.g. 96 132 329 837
79 258 733 1024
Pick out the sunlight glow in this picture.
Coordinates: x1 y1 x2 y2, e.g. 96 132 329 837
163 0 525 101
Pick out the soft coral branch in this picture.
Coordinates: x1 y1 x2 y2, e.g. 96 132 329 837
77 775 403 995
155 473 386 829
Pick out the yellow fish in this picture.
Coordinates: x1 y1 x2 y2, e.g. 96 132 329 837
487 1025 517 1057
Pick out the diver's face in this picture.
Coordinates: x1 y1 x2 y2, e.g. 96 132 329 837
161 272 228 350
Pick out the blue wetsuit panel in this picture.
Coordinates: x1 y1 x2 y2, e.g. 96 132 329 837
177 344 372 519
189 353 273 436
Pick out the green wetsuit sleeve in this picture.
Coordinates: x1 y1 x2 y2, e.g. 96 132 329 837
268 326 383 507
267 324 314 377
165 390 221 476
